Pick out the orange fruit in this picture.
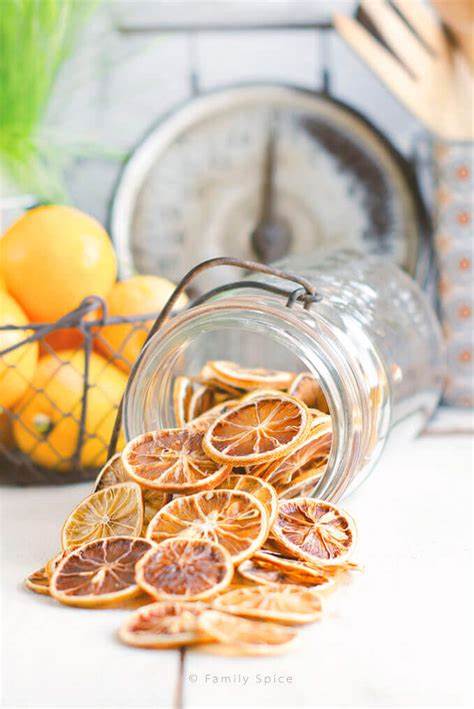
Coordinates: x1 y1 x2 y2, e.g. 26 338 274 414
0 409 15 450
288 372 329 413
122 429 231 494
40 327 85 354
213 584 323 625
92 453 170 531
136 538 233 602
1 205 117 322
238 551 334 589
13 349 127 470
146 489 268 564
96 275 188 372
24 567 51 596
203 394 310 466
255 419 332 497
173 376 194 426
218 474 278 530
271 498 356 566
119 601 210 648
50 536 155 607
0 290 38 409
208 360 294 391
61 482 143 550
198 610 296 656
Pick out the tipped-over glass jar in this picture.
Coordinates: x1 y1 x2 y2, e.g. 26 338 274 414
124 250 445 502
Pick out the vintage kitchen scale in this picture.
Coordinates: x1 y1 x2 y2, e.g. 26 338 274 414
109 13 433 292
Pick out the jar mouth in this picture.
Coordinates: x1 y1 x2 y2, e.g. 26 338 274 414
124 295 369 502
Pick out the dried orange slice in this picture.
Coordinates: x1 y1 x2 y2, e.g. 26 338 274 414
122 429 231 493
119 601 210 648
198 610 296 656
196 364 243 396
218 474 278 529
173 376 194 426
186 399 240 434
213 584 323 625
208 361 294 391
93 452 128 492
146 489 267 564
238 551 333 589
271 498 356 566
50 536 155 607
256 420 332 497
61 482 143 550
25 567 51 595
136 538 233 602
142 490 171 529
44 551 68 578
188 384 216 420
203 394 310 466
288 372 329 413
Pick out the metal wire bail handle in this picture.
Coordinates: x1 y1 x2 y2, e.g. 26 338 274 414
108 256 322 457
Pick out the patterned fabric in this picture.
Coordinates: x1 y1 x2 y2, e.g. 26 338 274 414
433 141 473 407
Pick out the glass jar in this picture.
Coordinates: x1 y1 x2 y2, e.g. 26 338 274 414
124 250 445 501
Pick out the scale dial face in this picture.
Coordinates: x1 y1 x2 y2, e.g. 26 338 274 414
111 85 429 291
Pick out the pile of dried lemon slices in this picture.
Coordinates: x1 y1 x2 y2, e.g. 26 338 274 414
25 361 359 657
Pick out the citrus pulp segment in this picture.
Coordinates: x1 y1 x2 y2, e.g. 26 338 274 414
271 498 356 566
50 536 155 607
198 610 296 656
25 567 51 595
208 361 295 391
136 538 233 601
61 482 143 550
213 584 323 625
203 394 310 465
146 489 267 564
119 601 209 648
122 429 231 493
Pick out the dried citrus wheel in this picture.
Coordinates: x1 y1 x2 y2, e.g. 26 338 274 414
25 567 50 595
92 453 170 530
238 551 333 589
208 360 294 391
173 376 194 426
203 394 310 466
188 384 216 420
213 584 323 625
61 482 143 550
288 372 329 413
122 429 231 493
119 601 210 648
198 610 296 656
93 452 128 491
196 364 243 396
50 536 155 607
146 489 267 564
136 538 233 601
271 498 356 566
218 474 278 529
255 420 332 497
185 399 240 434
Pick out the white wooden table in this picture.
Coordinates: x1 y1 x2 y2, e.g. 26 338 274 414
1 433 472 708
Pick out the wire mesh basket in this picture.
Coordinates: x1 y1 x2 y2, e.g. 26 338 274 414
0 295 157 485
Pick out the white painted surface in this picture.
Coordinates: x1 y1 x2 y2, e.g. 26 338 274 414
1 434 472 708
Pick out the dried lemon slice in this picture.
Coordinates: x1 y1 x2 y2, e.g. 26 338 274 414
213 584 323 625
136 538 233 601
61 482 143 550
198 609 296 656
256 420 332 497
208 361 294 391
218 474 278 529
271 498 356 566
119 601 210 648
238 551 333 589
288 372 329 413
25 567 51 595
50 536 154 607
146 489 267 564
122 429 232 493
203 394 310 466
173 376 194 426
